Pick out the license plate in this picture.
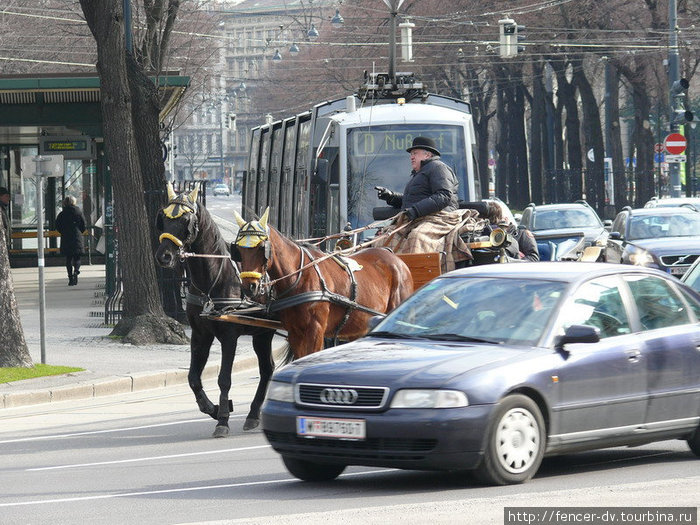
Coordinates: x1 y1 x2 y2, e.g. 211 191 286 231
669 266 688 276
297 416 366 440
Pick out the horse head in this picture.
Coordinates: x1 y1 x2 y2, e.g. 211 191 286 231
155 182 201 268
231 207 271 298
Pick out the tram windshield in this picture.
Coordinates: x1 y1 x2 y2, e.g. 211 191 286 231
346 124 468 230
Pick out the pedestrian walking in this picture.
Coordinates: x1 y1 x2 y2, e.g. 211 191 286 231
55 196 86 285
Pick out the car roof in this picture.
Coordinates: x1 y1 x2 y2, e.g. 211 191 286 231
529 202 589 210
624 207 698 216
443 261 668 283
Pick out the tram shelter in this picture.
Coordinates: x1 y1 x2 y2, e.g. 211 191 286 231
0 72 188 271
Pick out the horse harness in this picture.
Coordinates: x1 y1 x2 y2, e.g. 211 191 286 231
234 223 384 344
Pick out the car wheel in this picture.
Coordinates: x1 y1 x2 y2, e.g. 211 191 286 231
282 456 346 481
474 394 545 485
687 426 700 457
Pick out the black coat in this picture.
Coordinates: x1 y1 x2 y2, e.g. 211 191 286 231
386 157 459 218
56 204 86 256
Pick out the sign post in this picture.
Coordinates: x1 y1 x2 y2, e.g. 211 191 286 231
29 155 64 364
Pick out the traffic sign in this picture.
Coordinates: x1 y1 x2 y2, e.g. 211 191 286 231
664 133 687 155
654 143 664 153
665 154 687 163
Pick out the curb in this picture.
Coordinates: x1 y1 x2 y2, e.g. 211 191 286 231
1 347 287 410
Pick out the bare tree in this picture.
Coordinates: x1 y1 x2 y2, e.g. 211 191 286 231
0 212 32 368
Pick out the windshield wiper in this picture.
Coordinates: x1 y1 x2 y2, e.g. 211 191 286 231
422 333 503 344
369 331 427 340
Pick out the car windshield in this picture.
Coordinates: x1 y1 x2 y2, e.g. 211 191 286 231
683 263 700 293
627 213 700 240
372 276 567 346
533 208 600 231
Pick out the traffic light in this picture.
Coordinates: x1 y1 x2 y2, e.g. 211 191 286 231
499 18 517 58
226 113 237 131
516 24 526 54
671 78 694 125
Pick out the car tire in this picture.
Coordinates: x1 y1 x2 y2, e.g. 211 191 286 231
474 394 545 485
282 456 346 481
687 426 700 457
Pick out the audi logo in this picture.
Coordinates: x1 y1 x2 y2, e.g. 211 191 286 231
320 388 359 405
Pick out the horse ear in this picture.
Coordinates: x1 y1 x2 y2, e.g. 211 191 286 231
166 182 176 201
232 210 246 228
188 183 199 203
259 207 270 230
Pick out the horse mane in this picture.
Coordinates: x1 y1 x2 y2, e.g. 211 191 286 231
194 203 229 256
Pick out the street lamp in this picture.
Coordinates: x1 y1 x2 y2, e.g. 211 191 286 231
331 9 344 28
307 23 319 41
272 49 283 61
289 42 300 55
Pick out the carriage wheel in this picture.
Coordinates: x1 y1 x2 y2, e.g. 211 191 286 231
474 394 545 485
282 456 346 482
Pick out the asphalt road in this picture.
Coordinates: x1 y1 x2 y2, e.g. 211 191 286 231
1 369 698 525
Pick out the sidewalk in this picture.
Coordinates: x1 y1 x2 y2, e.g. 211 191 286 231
1 263 282 409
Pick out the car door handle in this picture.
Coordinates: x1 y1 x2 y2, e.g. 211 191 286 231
626 350 642 362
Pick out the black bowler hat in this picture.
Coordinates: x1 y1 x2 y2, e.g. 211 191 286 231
406 136 440 156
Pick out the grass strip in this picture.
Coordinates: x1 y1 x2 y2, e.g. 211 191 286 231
0 364 84 384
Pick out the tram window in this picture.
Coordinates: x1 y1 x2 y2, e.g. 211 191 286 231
293 119 311 238
257 129 271 217
279 121 297 236
269 126 283 227
244 129 261 220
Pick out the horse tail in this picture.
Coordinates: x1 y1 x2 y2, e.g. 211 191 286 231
275 340 295 366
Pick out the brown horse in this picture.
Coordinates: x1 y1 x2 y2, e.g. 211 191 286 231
231 208 414 358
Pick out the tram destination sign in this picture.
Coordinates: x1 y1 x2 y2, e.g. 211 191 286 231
39 136 96 160
350 127 457 157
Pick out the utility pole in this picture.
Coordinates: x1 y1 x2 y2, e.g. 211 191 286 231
668 0 681 198
382 0 405 88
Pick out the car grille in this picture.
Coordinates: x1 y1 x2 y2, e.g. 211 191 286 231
660 253 699 268
297 383 388 409
264 430 437 459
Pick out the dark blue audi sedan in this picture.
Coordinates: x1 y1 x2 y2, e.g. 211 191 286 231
261 263 700 485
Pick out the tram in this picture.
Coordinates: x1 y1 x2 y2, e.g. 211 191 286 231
243 72 481 245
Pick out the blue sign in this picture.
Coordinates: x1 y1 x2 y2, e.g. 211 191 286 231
654 153 665 163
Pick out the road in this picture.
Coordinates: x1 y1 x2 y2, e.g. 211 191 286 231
1 371 698 525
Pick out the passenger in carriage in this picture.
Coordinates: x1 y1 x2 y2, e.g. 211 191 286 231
485 200 540 262
375 136 458 221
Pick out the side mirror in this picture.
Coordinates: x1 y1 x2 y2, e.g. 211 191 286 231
554 324 600 352
314 158 329 182
603 219 612 231
514 213 522 224
609 231 621 240
367 315 384 331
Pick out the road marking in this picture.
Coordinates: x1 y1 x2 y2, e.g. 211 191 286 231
0 417 229 444
27 444 271 471
0 469 393 508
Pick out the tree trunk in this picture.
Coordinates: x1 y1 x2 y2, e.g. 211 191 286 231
0 212 32 368
574 60 605 214
608 66 628 210
529 60 545 204
554 63 583 201
630 82 655 207
79 1 187 344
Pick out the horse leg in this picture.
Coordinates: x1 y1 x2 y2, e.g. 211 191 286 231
244 330 276 430
189 331 218 420
288 307 327 358
212 335 237 438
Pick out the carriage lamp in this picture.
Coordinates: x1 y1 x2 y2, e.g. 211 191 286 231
390 389 468 408
267 381 295 402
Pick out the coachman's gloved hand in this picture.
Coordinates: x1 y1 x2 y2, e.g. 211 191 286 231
375 186 394 202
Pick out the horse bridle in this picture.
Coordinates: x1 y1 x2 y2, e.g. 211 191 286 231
157 198 200 253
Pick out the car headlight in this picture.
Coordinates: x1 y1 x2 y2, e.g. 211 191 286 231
390 389 468 408
266 381 294 402
630 249 654 266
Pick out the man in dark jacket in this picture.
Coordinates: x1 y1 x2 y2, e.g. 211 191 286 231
375 136 459 220
55 196 87 285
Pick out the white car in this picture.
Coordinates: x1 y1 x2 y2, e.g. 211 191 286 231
213 183 230 196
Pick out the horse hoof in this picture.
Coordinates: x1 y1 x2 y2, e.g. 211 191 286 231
212 425 230 438
243 418 260 431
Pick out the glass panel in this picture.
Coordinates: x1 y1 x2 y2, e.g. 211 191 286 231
293 119 311 238
279 122 297 236
556 276 631 339
257 129 270 217
678 288 700 321
268 127 283 226
624 274 690 330
377 277 566 346
346 124 467 232
244 129 260 219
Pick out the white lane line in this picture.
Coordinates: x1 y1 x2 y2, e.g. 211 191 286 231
0 417 238 444
27 445 271 471
0 469 393 508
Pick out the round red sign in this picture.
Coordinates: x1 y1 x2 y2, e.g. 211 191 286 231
664 133 687 155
